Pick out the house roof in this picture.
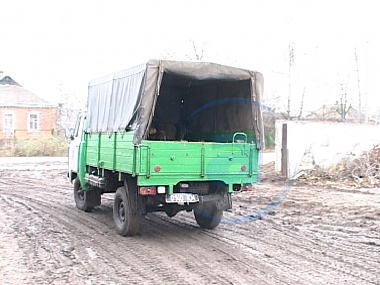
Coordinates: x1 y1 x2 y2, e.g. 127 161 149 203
0 75 56 108
305 103 361 122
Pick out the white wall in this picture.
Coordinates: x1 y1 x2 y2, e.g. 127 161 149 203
275 120 380 177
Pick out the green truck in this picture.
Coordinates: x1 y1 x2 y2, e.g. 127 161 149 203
67 59 264 236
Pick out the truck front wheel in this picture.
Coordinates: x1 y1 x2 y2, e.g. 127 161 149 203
194 201 223 229
74 177 94 212
113 183 140 237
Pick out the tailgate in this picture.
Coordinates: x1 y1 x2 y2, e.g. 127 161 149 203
138 141 258 179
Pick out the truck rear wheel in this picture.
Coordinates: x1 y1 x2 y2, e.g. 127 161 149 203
73 177 94 212
194 201 223 229
113 182 140 237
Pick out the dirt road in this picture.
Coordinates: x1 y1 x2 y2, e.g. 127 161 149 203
0 159 379 285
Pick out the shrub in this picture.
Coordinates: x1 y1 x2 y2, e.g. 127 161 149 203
12 137 68 157
265 131 275 149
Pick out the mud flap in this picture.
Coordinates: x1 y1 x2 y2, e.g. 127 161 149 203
84 189 101 208
125 179 140 216
216 193 232 211
199 193 232 211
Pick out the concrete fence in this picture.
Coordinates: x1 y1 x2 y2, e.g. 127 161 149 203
275 120 380 177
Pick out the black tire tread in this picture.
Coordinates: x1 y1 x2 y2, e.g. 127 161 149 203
113 182 140 237
194 201 223 229
73 177 94 212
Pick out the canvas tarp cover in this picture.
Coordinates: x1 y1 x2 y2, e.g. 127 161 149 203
86 59 264 148
87 63 146 134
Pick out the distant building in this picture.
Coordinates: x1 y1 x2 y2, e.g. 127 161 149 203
305 103 362 123
0 73 58 140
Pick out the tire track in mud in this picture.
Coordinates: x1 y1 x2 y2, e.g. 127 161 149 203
0 177 175 284
151 199 379 285
0 194 83 285
214 203 380 284
0 196 32 285
0 175 301 284
0 173 288 284
1 169 379 284
1 173 301 285
222 224 378 285
0 192 205 285
1 191 271 285
141 213 286 285
101 197 252 285
143 212 323 284
0 175 250 285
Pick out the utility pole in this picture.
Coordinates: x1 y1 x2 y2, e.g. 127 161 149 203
287 44 294 120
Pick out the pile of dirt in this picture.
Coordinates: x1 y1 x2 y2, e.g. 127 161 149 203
345 145 380 187
301 145 380 188
258 162 287 185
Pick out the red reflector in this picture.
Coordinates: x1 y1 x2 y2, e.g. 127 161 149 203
243 184 254 191
154 166 161 172
241 165 247 172
140 187 157 195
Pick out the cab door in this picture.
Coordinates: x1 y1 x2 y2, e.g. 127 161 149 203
68 113 84 181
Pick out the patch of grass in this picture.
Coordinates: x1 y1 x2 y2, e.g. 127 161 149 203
6 137 68 157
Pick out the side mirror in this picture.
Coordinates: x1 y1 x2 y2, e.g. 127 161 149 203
65 127 74 140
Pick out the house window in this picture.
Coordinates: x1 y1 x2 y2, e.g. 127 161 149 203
3 112 15 133
28 113 39 132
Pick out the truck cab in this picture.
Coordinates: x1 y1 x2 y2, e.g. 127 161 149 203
67 112 85 182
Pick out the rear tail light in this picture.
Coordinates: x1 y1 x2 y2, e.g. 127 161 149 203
242 184 254 191
139 187 157 195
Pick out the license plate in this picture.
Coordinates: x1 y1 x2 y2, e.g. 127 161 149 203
165 193 199 204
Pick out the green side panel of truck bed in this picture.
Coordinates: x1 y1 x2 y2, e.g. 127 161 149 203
84 132 259 189
85 132 135 173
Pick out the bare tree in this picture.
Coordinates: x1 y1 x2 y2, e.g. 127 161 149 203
57 84 82 133
298 87 306 119
337 82 351 122
160 49 177 60
187 39 205 61
354 48 363 123
286 44 295 119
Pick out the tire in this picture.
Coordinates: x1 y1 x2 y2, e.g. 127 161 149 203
73 177 94 212
194 201 223 229
113 183 140 237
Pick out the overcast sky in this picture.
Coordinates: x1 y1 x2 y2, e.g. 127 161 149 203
1 0 379 115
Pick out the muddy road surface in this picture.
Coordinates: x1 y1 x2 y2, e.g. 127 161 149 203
0 158 379 285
